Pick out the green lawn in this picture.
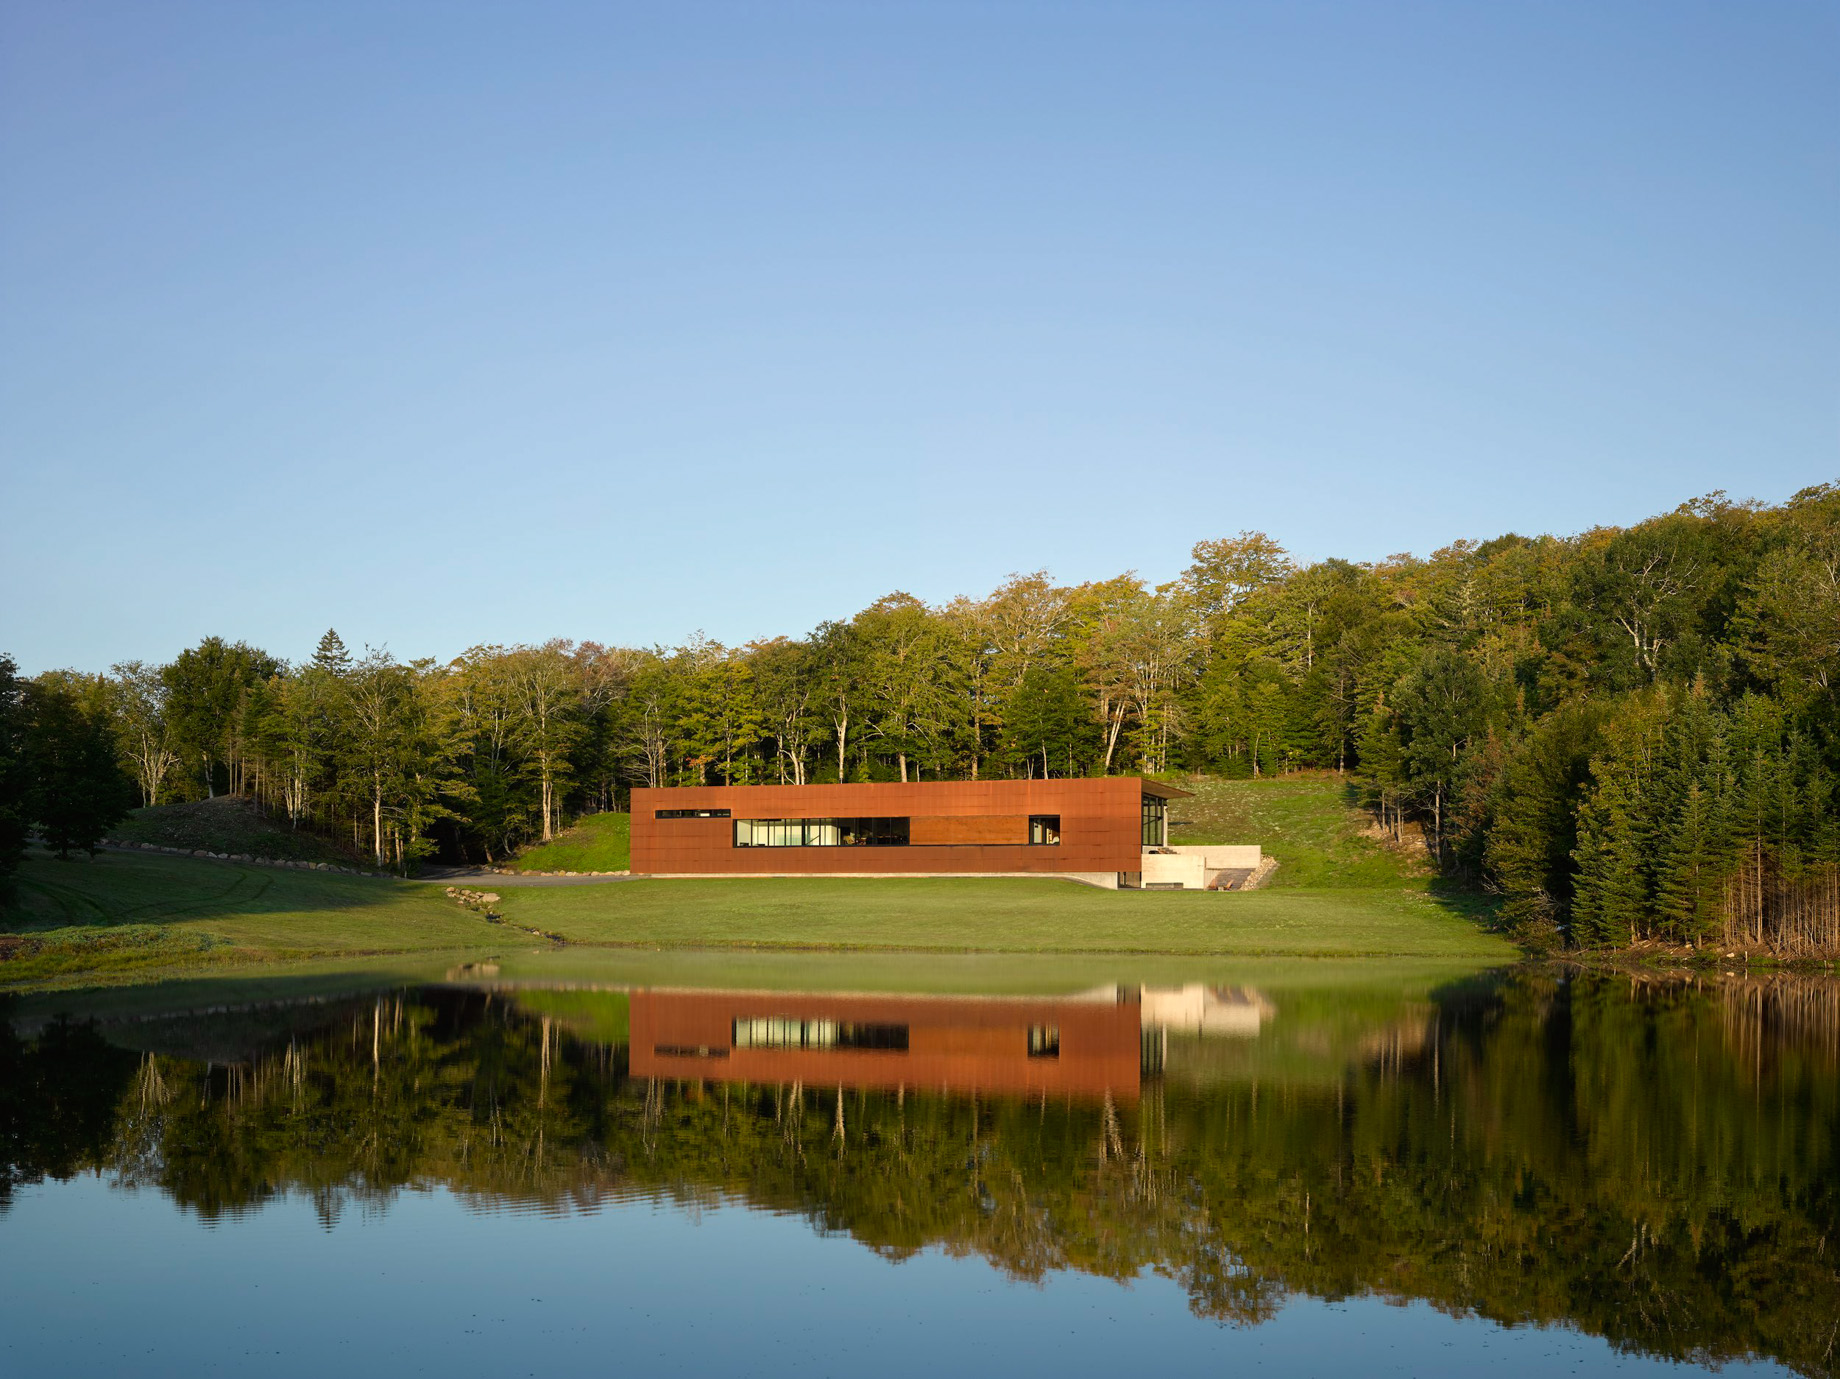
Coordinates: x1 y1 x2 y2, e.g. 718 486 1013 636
500 876 1512 959
3 776 1517 993
509 812 630 872
3 850 500 988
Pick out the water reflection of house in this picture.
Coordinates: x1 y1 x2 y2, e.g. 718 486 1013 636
632 989 1141 1098
629 984 1275 1099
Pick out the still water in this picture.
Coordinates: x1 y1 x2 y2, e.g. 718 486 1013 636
3 959 1836 1377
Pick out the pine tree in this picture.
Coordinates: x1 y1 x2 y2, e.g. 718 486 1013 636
1656 782 1722 942
311 629 352 677
1571 764 1649 947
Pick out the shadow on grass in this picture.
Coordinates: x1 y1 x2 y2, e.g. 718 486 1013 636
8 852 435 933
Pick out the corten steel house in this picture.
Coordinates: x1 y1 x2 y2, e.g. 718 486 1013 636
629 777 1257 889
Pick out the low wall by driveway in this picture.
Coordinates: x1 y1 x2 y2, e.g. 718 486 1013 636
1140 845 1264 890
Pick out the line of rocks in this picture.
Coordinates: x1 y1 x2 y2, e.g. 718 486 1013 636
473 867 630 878
104 839 389 877
443 886 566 945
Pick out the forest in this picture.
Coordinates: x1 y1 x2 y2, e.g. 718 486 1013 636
1 484 1836 953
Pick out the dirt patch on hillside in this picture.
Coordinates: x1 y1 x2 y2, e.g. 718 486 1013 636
0 935 42 963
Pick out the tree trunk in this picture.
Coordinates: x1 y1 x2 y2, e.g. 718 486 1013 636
898 752 908 783
1102 704 1126 771
372 775 383 867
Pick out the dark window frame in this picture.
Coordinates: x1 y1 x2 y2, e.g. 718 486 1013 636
1141 796 1167 847
1028 814 1062 845
655 808 731 819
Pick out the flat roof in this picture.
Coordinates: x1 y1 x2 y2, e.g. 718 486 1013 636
1138 780 1193 799
638 776 1192 798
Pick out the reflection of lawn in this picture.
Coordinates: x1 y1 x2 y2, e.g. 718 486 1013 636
504 876 1515 959
508 987 631 1044
10 948 1498 1069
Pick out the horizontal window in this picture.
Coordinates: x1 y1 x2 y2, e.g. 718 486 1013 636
653 1044 729 1059
733 817 909 847
1028 1025 1060 1059
733 1018 909 1052
655 808 731 819
1029 815 1061 845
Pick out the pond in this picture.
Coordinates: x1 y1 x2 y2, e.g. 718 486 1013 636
3 955 1836 1377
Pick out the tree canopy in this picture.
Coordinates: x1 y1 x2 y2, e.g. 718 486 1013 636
6 485 1837 949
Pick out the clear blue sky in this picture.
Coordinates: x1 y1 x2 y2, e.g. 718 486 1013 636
3 1 1834 674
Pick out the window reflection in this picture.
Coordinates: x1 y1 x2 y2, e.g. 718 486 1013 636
733 817 910 847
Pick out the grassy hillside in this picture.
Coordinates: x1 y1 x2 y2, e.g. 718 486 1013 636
509 812 629 872
110 797 357 865
2 775 1516 993
1165 773 1426 889
2 850 499 988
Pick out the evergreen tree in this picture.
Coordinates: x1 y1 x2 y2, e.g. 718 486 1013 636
1570 765 1649 947
311 628 352 676
1483 700 1606 936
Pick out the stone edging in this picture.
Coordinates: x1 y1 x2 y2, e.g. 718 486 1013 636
102 839 389 878
475 867 631 878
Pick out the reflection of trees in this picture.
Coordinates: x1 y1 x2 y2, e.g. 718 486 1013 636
3 975 1837 1376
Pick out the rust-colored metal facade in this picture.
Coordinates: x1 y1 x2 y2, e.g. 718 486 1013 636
630 988 1143 1100
631 777 1176 876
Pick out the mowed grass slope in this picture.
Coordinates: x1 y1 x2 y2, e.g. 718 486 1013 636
509 812 629 872
2 775 1514 991
3 850 499 988
505 773 1506 958
1166 773 1426 888
500 876 1512 958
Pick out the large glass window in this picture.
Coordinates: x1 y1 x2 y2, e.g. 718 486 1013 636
1141 796 1167 847
733 817 910 847
733 1018 909 1051
1028 815 1061 845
